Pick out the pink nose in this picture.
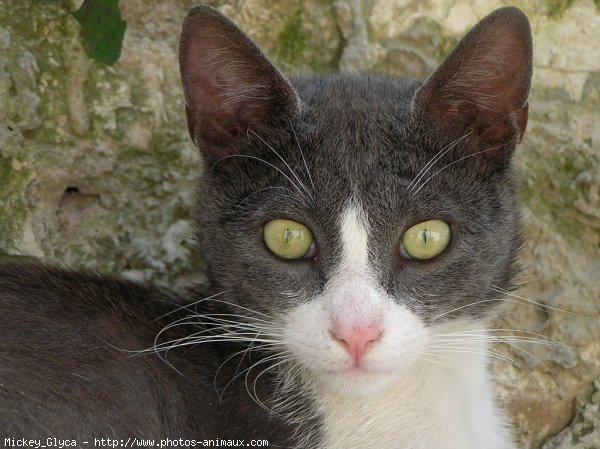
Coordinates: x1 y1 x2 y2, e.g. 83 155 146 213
332 324 382 365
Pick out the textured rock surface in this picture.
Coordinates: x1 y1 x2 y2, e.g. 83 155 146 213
0 0 598 447
542 376 600 449
0 0 207 287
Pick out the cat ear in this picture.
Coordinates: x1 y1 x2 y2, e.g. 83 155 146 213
179 6 300 164
413 7 532 161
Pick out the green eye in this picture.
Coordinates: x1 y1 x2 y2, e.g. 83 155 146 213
401 220 451 260
263 219 315 260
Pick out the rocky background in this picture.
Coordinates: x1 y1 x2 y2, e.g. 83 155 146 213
1 0 599 446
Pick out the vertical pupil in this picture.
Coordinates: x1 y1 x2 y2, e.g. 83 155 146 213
284 228 291 243
423 228 429 243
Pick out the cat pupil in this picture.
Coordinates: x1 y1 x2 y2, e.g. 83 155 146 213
422 229 429 243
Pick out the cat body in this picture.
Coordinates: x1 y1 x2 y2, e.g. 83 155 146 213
0 6 532 448
0 265 293 444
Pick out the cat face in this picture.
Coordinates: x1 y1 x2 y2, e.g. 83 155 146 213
180 6 532 395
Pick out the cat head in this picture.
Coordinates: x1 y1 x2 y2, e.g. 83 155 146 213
179 6 532 395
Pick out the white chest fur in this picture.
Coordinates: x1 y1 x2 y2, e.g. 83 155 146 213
314 340 512 449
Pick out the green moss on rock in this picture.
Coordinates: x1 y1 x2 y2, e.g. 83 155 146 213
544 0 576 18
0 157 32 255
72 0 126 66
272 5 307 69
520 150 598 247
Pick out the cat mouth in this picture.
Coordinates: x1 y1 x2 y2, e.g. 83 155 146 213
315 364 401 396
321 364 394 377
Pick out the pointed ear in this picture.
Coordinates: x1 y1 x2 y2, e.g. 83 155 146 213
179 6 300 164
413 7 532 160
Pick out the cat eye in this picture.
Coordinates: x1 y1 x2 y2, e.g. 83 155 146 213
263 219 316 260
400 220 451 260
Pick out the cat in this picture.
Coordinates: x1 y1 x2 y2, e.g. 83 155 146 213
0 5 532 449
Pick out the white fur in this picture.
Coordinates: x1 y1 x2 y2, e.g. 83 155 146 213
338 203 369 272
282 201 513 449
315 326 512 449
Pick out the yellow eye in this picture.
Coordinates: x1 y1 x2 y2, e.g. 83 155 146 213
401 220 451 260
263 219 315 260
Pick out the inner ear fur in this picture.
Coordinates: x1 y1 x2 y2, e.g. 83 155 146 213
179 6 300 164
413 7 533 159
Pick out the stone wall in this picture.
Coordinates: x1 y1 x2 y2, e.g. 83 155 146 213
0 0 598 447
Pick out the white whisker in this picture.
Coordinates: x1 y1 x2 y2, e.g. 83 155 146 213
408 131 473 191
491 285 590 318
410 139 516 199
211 153 306 198
235 186 300 208
292 124 315 191
248 129 313 200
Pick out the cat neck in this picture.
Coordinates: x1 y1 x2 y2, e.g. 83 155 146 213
305 326 512 449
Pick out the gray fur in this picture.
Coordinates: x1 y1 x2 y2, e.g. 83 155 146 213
196 72 523 326
0 5 532 446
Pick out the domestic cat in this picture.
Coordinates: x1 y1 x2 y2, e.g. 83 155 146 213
0 5 532 449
